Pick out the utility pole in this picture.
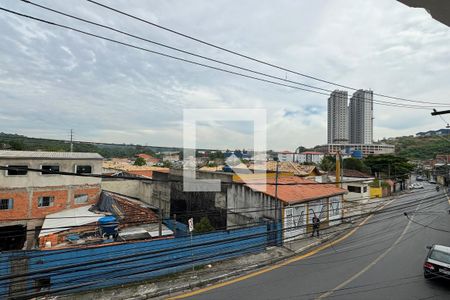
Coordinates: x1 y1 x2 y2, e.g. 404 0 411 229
69 129 74 152
335 151 341 188
274 157 280 245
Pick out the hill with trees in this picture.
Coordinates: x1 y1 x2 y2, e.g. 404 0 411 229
379 134 450 160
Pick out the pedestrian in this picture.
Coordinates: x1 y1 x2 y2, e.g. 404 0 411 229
311 213 320 237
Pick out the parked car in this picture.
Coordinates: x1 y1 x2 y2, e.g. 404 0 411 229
416 176 424 181
424 245 450 279
429 179 436 184
410 182 424 189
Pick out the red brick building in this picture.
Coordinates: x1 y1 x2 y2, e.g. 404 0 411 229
0 150 103 250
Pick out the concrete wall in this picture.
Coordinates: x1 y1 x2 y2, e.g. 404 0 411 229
101 179 141 199
0 158 102 188
227 184 277 228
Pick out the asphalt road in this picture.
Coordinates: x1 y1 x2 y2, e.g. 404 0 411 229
185 184 450 300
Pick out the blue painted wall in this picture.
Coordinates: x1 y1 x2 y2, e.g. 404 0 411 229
0 225 267 298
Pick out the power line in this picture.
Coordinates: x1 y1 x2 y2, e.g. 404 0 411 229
86 0 450 106
19 0 450 110
0 5 443 111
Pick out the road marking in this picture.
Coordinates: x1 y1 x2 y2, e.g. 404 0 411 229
168 198 395 300
316 197 423 299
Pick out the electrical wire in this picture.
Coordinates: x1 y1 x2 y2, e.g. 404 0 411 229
0 5 443 111
1 191 444 281
18 0 450 111
86 0 450 106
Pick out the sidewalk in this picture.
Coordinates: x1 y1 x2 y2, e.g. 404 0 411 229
56 196 401 300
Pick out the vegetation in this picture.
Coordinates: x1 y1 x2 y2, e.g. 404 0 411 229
364 154 414 179
193 217 215 233
380 135 450 160
0 132 174 158
133 157 147 166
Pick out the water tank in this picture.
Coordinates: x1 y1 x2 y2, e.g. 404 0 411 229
351 150 363 159
99 216 118 237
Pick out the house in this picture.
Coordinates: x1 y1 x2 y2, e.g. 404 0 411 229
38 191 173 249
295 151 324 164
328 170 374 202
161 151 180 162
227 176 347 243
135 153 160 165
249 161 322 178
0 150 103 250
277 151 295 162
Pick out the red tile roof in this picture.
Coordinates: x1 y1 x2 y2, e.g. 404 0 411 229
245 176 346 204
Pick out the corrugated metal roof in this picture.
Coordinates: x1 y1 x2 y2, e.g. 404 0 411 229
39 205 105 237
0 150 103 160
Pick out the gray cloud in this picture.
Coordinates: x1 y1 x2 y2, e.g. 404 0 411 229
0 0 449 150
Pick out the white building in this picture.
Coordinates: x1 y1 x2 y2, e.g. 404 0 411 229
327 90 349 144
296 152 324 164
349 90 373 144
277 151 295 162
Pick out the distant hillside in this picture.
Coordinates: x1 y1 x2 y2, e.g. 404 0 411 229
0 132 181 158
380 135 450 160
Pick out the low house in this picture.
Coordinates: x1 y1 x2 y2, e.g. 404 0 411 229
38 191 173 249
328 170 374 202
296 151 324 164
227 176 347 243
135 153 160 166
249 161 321 178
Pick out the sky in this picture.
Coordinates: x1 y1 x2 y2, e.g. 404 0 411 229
0 0 449 151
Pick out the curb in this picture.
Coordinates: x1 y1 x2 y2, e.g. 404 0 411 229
138 223 355 299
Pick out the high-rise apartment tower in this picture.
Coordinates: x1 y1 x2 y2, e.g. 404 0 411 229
327 90 349 144
349 90 373 144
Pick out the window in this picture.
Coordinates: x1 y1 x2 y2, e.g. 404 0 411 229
41 165 60 175
74 194 88 204
347 186 361 193
0 199 13 210
6 165 28 176
363 186 368 193
76 165 92 174
38 196 54 208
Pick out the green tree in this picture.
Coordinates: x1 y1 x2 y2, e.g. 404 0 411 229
319 155 336 171
194 217 215 233
343 157 370 173
133 157 146 166
363 154 414 179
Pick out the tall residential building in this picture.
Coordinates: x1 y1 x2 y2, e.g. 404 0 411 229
349 89 373 144
327 90 349 144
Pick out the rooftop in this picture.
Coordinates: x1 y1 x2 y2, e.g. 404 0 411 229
245 176 347 204
0 150 103 160
250 161 321 177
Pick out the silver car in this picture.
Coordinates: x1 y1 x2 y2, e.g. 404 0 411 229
424 245 450 279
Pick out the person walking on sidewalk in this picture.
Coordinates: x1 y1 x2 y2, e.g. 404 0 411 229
311 213 320 237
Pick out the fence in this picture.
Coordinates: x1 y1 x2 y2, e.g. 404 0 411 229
0 224 268 298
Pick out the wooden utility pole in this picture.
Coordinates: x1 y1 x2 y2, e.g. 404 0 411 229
335 151 341 188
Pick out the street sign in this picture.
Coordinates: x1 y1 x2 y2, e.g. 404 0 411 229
188 218 194 232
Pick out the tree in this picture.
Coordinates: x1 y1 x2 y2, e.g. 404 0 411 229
363 154 414 179
319 155 336 172
133 157 146 166
343 157 370 173
193 217 214 233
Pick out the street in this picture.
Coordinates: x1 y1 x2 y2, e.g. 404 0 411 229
183 185 450 300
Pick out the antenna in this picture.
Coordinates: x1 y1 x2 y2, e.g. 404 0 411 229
70 129 74 152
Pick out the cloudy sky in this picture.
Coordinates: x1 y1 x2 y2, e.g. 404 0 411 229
0 0 449 151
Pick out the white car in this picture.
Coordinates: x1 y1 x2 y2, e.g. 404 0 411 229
424 245 450 279
410 182 424 189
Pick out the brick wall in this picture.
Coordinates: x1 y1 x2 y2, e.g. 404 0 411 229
31 189 69 218
0 189 29 220
71 186 101 207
